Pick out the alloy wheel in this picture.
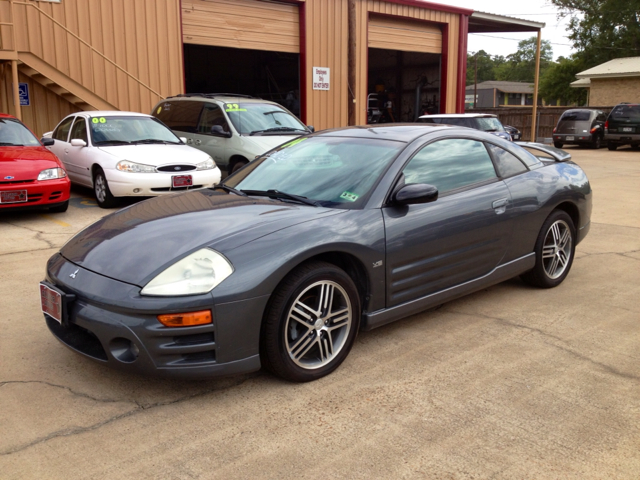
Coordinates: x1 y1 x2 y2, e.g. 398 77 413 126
542 219 572 279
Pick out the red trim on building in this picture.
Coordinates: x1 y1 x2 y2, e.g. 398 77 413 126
440 23 448 114
298 2 307 124
456 14 469 113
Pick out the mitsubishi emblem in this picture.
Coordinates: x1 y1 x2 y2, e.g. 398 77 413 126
69 269 79 279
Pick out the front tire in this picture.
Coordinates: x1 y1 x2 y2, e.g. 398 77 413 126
553 142 563 148
521 210 576 288
230 160 248 175
93 167 117 208
261 261 360 382
607 143 618 151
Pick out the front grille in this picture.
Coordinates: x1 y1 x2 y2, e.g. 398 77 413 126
157 164 197 172
151 185 204 192
0 179 34 185
46 316 108 361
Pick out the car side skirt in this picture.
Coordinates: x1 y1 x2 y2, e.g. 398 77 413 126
362 253 535 331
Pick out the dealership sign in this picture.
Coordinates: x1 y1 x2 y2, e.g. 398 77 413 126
313 67 330 90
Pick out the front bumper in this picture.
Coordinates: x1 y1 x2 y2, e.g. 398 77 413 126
43 253 268 378
0 177 70 209
104 168 221 197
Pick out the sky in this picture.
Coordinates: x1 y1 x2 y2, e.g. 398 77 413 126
432 0 576 60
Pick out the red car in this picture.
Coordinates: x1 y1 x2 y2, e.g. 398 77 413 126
0 113 70 212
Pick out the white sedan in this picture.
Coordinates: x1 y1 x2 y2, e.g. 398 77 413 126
45 111 221 208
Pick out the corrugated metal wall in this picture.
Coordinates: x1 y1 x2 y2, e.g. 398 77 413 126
11 0 183 114
182 0 299 53
304 0 350 130
368 14 441 53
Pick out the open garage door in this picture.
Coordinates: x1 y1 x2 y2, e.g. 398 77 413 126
181 0 300 113
367 15 443 123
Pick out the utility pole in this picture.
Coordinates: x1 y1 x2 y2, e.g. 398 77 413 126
474 52 478 110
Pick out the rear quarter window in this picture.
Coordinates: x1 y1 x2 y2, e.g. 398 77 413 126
154 101 203 133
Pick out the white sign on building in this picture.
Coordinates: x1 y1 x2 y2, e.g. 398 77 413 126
312 67 330 91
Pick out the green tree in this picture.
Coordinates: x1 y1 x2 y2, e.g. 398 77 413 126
466 50 505 85
538 56 588 106
494 37 553 82
551 0 640 65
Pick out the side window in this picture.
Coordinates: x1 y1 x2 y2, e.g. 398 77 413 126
52 116 74 142
155 101 203 133
402 138 498 194
69 117 88 143
486 144 528 178
197 104 230 134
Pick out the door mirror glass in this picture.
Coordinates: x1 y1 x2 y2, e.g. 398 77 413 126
393 184 438 205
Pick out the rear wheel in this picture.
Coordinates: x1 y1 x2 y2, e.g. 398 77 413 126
93 167 118 208
521 210 576 289
261 261 360 382
230 159 248 175
553 142 563 148
607 143 618 151
591 135 602 149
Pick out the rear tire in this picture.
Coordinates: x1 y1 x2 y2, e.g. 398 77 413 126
93 167 118 208
521 210 576 289
261 261 360 382
591 135 602 149
553 142 563 148
607 143 618 151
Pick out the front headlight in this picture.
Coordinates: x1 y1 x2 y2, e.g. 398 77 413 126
196 157 216 170
38 168 67 181
116 160 157 173
141 248 233 296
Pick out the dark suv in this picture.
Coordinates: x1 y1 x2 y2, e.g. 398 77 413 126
552 109 606 149
605 103 640 150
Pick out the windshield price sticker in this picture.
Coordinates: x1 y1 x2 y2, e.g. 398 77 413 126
340 191 359 202
91 117 107 124
282 137 307 149
225 103 247 112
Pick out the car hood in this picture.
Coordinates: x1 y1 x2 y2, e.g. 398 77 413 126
60 189 343 286
97 144 210 166
0 146 62 179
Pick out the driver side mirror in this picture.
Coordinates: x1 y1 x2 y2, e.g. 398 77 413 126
211 125 231 138
307 125 315 133
393 184 438 206
70 139 87 147
41 137 55 146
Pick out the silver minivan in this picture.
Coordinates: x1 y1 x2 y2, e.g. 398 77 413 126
152 94 312 176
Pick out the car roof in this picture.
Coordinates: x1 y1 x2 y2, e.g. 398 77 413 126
73 111 153 118
0 113 19 120
315 123 467 142
161 94 278 105
419 113 497 119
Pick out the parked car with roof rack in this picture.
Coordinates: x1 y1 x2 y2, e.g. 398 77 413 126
44 111 220 208
417 113 512 141
552 109 606 149
1 113 70 213
604 103 640 150
152 94 314 176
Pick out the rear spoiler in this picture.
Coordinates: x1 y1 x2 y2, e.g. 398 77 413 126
515 142 572 162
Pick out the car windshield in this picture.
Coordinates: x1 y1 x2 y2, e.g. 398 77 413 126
0 118 41 146
225 136 404 208
475 117 504 132
559 111 591 122
224 103 308 135
89 116 181 145
609 105 640 121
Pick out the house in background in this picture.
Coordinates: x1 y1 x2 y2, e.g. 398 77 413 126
572 57 640 105
465 80 540 109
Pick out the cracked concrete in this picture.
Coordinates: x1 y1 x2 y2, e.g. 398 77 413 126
0 150 638 479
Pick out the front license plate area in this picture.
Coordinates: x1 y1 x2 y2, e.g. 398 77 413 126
40 283 63 324
0 190 27 204
566 136 575 141
172 175 193 188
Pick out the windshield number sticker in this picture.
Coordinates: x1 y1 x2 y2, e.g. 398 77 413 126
91 117 107 124
282 137 307 149
225 103 247 112
340 191 359 202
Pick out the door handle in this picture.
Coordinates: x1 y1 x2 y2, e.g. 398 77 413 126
492 198 508 214
64 149 69 154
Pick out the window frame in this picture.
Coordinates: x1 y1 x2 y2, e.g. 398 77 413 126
52 116 75 142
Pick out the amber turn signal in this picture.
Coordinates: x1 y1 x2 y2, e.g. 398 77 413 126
157 310 212 327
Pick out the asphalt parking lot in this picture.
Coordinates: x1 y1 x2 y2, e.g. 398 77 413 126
1 146 639 479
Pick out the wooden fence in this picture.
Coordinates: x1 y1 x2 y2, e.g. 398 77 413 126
469 106 614 142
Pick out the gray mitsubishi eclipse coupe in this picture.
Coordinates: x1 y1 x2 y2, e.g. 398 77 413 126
40 125 592 382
